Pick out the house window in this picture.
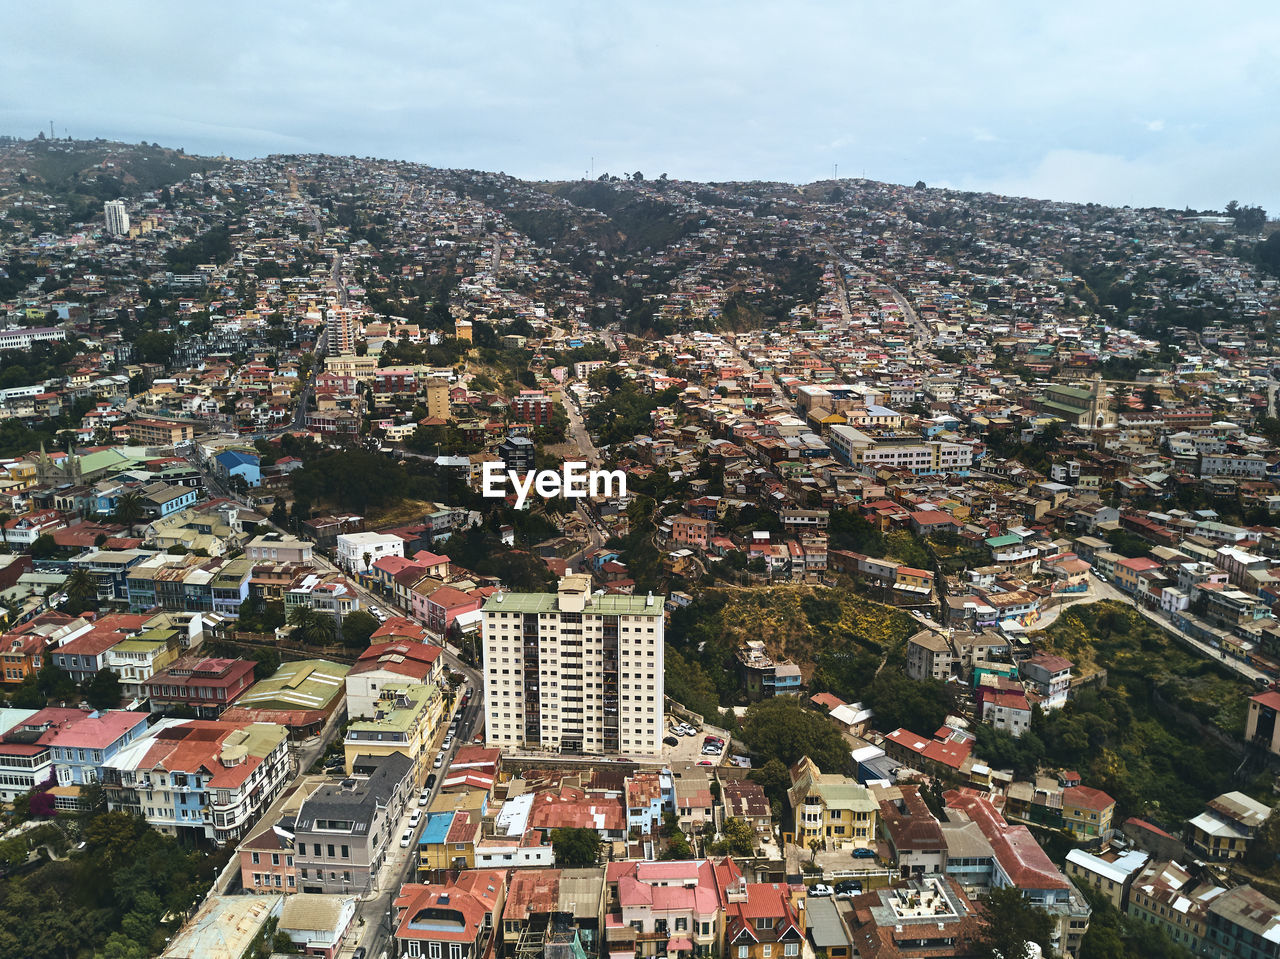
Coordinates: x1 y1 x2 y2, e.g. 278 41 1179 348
763 948 771 958
429 944 442 959
450 945 462 959
251 852 260 864
785 945 798 957
738 948 749 959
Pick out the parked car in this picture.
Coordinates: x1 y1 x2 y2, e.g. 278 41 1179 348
697 760 714 766
418 789 430 807
433 754 444 769
353 948 366 959
409 809 421 827
663 736 679 747
425 773 437 789
852 847 878 859
809 883 834 898
834 880 863 898
399 829 413 848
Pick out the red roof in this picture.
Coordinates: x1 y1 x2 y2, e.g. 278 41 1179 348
945 790 1069 891
1064 785 1115 812
1250 690 1280 711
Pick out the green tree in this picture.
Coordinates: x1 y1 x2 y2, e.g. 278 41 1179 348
739 698 848 770
550 827 602 867
287 605 336 646
85 668 121 710
64 567 97 614
711 817 755 857
28 534 58 560
111 491 147 534
339 609 379 649
36 657 76 701
972 886 1056 959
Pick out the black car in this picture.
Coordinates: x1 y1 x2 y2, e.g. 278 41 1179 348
834 880 863 898
425 773 437 789
663 735 679 747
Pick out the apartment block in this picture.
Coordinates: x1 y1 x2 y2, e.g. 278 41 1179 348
482 574 664 756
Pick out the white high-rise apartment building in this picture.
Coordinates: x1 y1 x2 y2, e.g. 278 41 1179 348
103 200 130 236
482 574 664 756
323 309 358 355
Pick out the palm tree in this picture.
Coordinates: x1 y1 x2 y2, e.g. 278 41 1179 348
65 568 96 612
112 491 147 535
287 605 336 647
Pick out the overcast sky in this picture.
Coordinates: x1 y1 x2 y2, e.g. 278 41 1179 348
4 1 1278 212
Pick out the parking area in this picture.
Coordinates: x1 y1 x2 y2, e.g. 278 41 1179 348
661 718 731 767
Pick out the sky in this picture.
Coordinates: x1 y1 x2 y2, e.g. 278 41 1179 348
4 1 1278 213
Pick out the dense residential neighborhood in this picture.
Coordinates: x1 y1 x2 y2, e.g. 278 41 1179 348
0 134 1277 959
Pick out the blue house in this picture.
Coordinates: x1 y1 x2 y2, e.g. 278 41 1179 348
212 449 261 488
50 709 150 801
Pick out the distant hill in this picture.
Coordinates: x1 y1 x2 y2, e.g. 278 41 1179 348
0 136 224 213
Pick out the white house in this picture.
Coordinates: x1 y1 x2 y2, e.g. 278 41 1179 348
335 532 404 574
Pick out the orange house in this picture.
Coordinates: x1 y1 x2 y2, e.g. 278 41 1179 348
1 633 44 685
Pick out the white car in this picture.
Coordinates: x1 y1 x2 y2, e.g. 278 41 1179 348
433 754 444 769
409 809 421 827
418 788 430 807
399 829 413 848
809 883 834 898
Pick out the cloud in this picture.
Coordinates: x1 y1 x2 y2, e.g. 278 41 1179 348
0 1 1277 210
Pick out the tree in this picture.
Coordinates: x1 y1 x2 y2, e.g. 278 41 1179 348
809 837 822 862
287 605 336 646
340 609 379 649
85 668 121 710
739 698 848 770
972 886 1056 959
28 534 58 560
710 817 756 857
36 657 76 701
550 827 601 867
111 491 146 533
64 567 96 614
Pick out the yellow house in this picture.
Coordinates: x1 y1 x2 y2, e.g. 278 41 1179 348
1188 791 1273 861
786 756 878 850
417 809 479 876
343 682 445 785
5 461 39 489
1061 786 1116 839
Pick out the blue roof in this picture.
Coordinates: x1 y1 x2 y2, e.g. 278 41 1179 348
419 811 453 845
213 449 259 468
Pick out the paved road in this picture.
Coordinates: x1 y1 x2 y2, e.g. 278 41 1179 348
339 691 485 959
561 395 611 568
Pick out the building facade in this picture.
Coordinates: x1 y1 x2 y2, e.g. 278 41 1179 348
482 575 664 756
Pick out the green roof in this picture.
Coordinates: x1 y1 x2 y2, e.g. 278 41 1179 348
1038 399 1089 415
985 534 1023 548
483 593 558 614
483 591 665 617
235 659 349 710
347 683 440 735
1047 385 1094 401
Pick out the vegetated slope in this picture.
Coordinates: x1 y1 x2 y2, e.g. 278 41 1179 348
1022 600 1256 822
665 586 918 720
0 138 223 201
